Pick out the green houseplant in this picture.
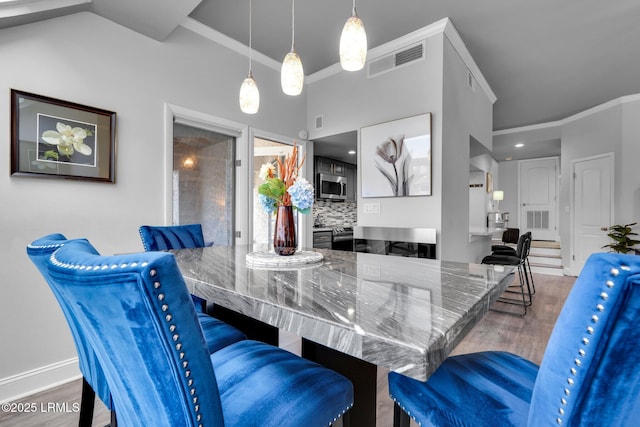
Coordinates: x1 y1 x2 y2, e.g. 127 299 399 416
602 222 640 254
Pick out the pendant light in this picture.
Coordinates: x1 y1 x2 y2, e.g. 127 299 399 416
339 0 367 71
239 0 259 114
281 0 304 96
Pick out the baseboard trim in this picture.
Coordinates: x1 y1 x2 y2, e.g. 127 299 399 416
0 358 80 403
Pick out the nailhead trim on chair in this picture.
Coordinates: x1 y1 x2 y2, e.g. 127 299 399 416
554 265 628 425
149 267 204 427
390 396 422 426
50 253 205 427
328 403 354 426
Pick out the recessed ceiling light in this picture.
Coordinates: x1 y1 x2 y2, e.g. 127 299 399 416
515 143 524 148
348 150 356 155
505 157 513 161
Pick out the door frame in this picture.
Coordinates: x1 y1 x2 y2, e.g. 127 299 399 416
164 103 249 244
249 128 311 249
517 156 560 241
569 152 615 276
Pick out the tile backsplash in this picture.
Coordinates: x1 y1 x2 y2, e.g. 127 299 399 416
313 200 357 227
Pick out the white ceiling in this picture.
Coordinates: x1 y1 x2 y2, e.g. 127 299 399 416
4 0 639 162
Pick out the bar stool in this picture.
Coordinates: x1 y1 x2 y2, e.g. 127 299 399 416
482 233 533 316
491 231 536 296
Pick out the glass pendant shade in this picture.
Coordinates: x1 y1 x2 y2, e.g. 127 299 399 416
239 72 259 114
281 50 304 96
340 11 367 71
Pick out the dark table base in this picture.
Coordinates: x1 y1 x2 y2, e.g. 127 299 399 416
302 338 377 426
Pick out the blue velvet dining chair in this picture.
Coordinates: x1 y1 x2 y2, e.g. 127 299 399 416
139 224 211 311
388 252 640 427
41 238 353 426
27 234 246 427
27 234 114 427
139 223 209 252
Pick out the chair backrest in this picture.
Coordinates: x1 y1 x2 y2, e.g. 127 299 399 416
528 252 640 426
26 234 112 409
502 228 520 244
514 233 530 260
523 231 532 257
46 239 225 426
139 224 206 251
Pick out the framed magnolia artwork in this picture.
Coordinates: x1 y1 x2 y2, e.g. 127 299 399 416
10 89 116 183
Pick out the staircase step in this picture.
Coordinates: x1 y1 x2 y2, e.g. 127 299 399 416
531 240 561 250
529 254 562 266
529 262 564 276
529 247 561 257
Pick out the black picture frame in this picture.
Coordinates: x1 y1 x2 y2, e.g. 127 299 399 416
10 89 116 183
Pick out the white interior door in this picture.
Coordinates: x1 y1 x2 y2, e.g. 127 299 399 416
519 157 559 241
572 153 614 275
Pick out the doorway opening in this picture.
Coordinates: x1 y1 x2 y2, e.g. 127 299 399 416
172 123 236 246
252 138 296 246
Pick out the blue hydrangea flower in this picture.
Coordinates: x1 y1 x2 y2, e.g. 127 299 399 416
287 178 315 212
259 194 277 214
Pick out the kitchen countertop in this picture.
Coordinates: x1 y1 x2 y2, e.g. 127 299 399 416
469 227 504 237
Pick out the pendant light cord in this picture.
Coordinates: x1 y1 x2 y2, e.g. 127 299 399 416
291 0 295 51
248 0 253 74
352 0 356 16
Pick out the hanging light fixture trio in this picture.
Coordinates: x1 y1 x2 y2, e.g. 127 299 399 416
241 0 368 112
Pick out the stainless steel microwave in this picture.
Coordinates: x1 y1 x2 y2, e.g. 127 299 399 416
318 173 347 200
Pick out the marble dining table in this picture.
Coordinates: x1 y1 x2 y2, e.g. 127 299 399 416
173 245 515 425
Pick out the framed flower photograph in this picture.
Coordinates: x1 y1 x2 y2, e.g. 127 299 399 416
10 89 116 182
360 113 431 198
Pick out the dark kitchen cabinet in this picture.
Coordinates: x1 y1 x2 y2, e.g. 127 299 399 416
345 164 357 202
316 156 346 176
313 230 332 249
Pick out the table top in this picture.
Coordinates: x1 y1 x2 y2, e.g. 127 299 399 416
173 245 515 381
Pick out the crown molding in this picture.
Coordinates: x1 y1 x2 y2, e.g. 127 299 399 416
442 18 497 104
180 17 282 72
306 17 448 84
0 0 90 18
494 93 640 136
180 15 497 105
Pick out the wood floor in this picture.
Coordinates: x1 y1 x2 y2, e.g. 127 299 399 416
0 273 575 427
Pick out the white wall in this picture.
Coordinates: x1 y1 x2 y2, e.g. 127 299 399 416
621 101 640 224
496 96 640 272
469 171 487 228
306 27 494 262
560 104 622 265
307 34 445 241
0 12 305 400
558 98 640 270
497 160 519 226
441 36 493 262
469 154 499 228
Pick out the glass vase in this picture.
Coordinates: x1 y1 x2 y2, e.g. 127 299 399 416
274 205 297 256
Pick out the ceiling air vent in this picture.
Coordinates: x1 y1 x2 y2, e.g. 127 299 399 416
368 41 425 78
315 115 323 130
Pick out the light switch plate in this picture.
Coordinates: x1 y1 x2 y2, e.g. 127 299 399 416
363 202 381 214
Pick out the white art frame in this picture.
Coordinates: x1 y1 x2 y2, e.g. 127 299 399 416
360 113 431 198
